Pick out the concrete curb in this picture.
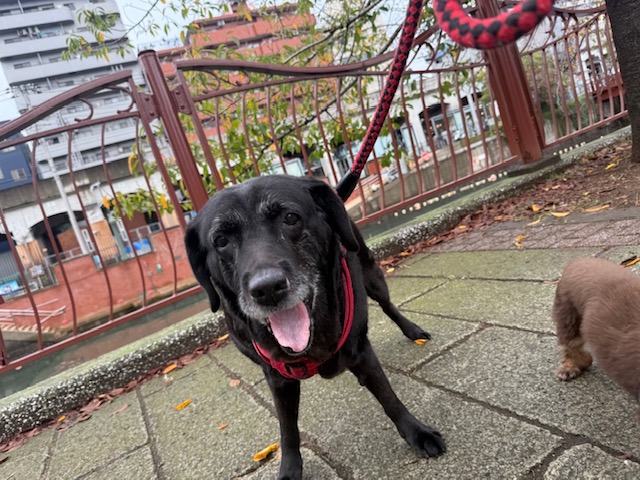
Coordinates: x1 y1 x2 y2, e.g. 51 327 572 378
0 310 224 443
369 126 632 259
0 125 630 444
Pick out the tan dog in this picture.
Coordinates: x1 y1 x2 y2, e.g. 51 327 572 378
553 257 640 421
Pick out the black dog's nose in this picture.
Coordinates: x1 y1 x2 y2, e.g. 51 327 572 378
248 268 289 306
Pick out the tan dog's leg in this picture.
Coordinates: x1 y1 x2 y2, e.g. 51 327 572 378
556 338 593 381
552 292 593 381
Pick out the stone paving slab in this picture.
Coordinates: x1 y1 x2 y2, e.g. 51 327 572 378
143 361 279 479
397 248 600 281
381 276 446 305
0 428 54 479
292 371 560 479
139 352 213 398
367 307 480 372
544 444 640 479
418 327 640 456
404 278 557 333
46 394 148 479
86 446 156 480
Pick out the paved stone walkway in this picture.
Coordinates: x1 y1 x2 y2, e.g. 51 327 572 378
2 207 640 479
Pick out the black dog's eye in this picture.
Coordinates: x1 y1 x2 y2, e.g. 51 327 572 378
213 235 229 248
283 212 300 226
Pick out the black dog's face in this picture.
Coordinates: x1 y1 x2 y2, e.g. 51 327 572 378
185 175 358 357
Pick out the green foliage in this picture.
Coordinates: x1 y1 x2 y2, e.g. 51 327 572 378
72 0 449 217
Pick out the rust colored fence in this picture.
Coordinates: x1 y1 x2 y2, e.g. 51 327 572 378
0 2 625 374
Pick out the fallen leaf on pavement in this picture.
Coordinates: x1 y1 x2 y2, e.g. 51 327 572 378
162 364 178 375
217 333 230 342
531 204 541 212
111 404 130 416
583 205 610 213
527 217 542 226
56 416 66 423
253 442 279 462
550 211 571 218
218 423 228 430
229 379 241 388
605 162 618 170
175 399 192 411
414 339 428 346
386 267 395 274
620 256 640 268
514 235 526 248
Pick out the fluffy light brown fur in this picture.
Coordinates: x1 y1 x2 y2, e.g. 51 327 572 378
553 257 640 421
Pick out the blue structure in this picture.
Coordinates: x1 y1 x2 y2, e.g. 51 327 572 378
0 121 33 191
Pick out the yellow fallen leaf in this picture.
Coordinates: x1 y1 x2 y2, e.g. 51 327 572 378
514 235 526 248
399 251 411 257
218 423 228 430
620 256 640 268
550 211 571 218
531 204 541 213
217 333 230 342
253 442 279 462
457 225 467 230
175 398 192 411
527 217 542 226
583 205 610 213
583 191 590 196
605 162 618 170
414 339 428 346
162 364 178 375
56 416 66 423
386 267 395 274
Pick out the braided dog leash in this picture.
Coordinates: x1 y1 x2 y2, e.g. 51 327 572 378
335 0 553 201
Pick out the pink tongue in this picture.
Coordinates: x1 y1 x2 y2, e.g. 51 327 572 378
268 302 310 352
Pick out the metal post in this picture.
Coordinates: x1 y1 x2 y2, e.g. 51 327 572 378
137 50 210 212
477 0 545 164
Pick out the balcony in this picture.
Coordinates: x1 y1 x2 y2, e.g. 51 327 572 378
0 34 69 59
0 28 126 60
0 7 74 33
4 52 138 84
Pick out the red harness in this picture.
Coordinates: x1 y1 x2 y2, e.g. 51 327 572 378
252 253 354 380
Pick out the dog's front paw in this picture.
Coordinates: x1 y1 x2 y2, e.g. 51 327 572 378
556 365 582 381
405 325 432 342
403 423 446 458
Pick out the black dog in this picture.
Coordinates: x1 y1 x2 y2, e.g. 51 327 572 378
185 175 445 479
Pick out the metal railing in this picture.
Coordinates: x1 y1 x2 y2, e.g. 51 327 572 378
0 1 624 374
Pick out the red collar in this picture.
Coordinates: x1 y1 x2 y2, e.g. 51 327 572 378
252 251 354 380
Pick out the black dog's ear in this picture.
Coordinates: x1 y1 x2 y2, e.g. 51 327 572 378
185 219 221 312
308 180 359 252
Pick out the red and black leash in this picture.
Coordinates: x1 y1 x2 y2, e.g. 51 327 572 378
335 0 553 201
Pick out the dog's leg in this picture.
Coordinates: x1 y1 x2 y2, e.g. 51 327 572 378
348 339 446 457
556 338 593 381
265 373 303 480
552 294 592 381
357 244 431 341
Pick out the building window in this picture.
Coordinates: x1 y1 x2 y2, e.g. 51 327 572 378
57 80 75 87
10 169 27 180
63 3 76 9
14 62 32 69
